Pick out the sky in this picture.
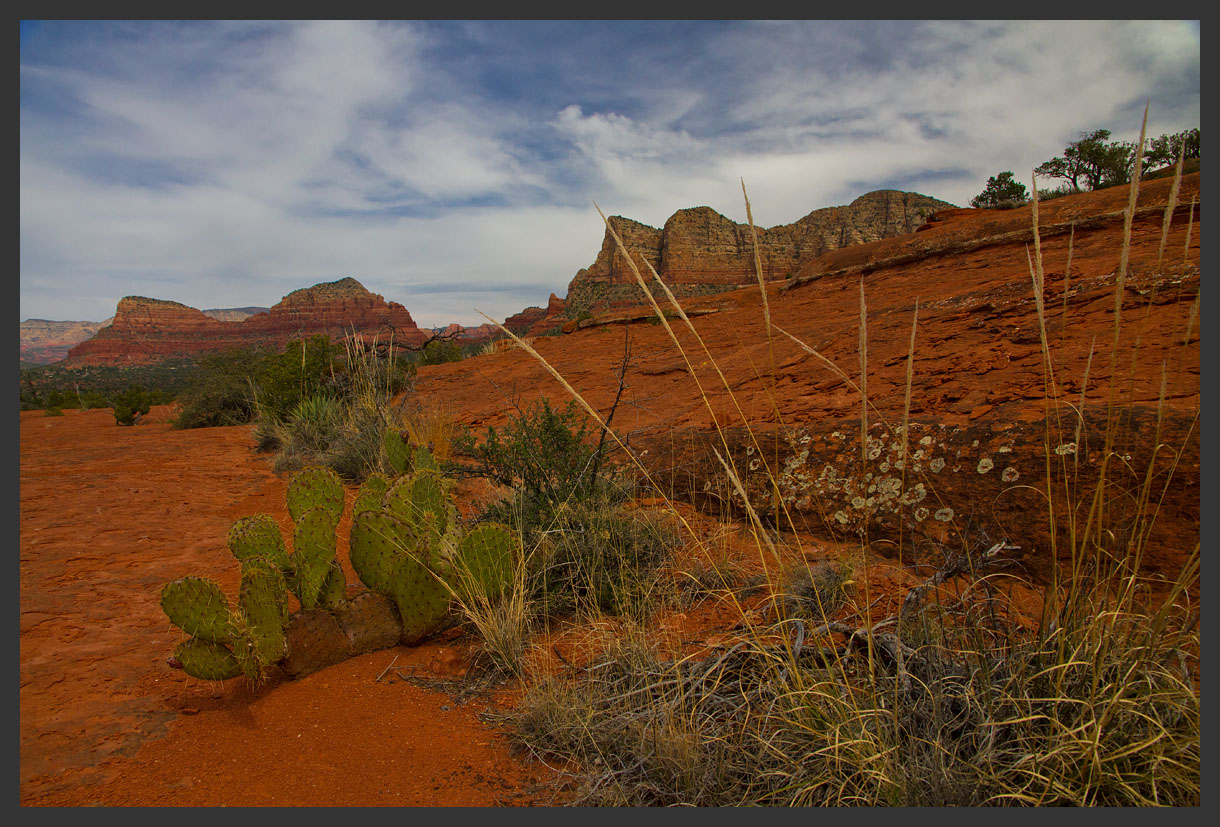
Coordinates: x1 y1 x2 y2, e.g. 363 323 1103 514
20 20 1200 327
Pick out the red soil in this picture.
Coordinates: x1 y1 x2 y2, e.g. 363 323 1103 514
19 406 555 806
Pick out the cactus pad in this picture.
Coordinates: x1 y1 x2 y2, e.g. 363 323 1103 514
292 507 338 610
390 553 451 646
227 514 290 571
317 559 347 610
353 473 390 516
413 445 439 473
454 522 516 603
238 557 289 663
173 638 243 681
350 510 411 593
383 428 411 475
161 576 233 643
286 466 345 524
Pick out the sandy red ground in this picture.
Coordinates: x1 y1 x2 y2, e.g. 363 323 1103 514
19 406 556 806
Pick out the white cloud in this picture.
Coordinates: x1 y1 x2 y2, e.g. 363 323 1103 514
19 20 1199 327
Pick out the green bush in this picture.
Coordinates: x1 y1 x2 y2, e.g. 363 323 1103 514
173 348 262 429
251 335 341 425
112 384 161 425
419 338 464 366
456 397 600 520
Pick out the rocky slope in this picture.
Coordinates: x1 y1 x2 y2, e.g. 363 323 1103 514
563 189 956 317
413 173 1200 586
62 278 429 366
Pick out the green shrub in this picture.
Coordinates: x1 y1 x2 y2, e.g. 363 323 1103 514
456 397 600 520
112 384 160 425
251 335 341 425
419 338 464 366
44 407 64 417
172 348 262 429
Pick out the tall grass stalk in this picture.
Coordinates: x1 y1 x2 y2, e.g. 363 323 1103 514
1156 142 1186 270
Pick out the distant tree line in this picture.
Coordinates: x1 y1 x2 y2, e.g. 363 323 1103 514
971 126 1200 209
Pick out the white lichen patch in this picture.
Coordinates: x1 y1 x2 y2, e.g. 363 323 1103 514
746 444 755 456
977 457 994 473
972 439 980 447
920 435 933 446
879 461 890 473
929 457 945 473
749 459 760 471
914 506 929 521
851 496 867 510
998 445 1012 453
1002 467 1019 482
1054 442 1077 456
834 511 849 524
934 507 954 522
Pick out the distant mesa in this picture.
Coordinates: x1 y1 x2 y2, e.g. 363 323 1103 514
60 277 430 367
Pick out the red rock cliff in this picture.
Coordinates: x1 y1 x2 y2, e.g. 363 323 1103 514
564 189 955 315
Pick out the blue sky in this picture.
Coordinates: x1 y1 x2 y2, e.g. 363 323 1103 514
20 20 1200 327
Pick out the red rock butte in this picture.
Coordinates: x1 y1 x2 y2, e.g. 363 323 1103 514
62 277 430 366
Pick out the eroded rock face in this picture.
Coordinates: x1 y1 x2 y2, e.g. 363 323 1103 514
565 190 956 316
62 277 429 366
524 293 568 337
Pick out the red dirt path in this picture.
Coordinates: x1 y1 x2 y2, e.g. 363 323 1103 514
19 406 555 806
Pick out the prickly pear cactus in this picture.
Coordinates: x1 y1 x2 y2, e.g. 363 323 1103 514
413 444 439 473
453 522 516 603
353 473 390 516
349 509 449 645
350 510 410 594
317 559 347 610
161 576 234 644
228 514 290 571
291 507 339 610
391 551 451 646
238 557 290 664
286 466 345 524
383 428 411 475
173 637 243 681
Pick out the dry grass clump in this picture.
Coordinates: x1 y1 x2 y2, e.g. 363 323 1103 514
511 562 1198 806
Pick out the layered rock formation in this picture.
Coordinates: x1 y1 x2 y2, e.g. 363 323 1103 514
62 278 429 366
524 293 568 337
564 189 955 316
